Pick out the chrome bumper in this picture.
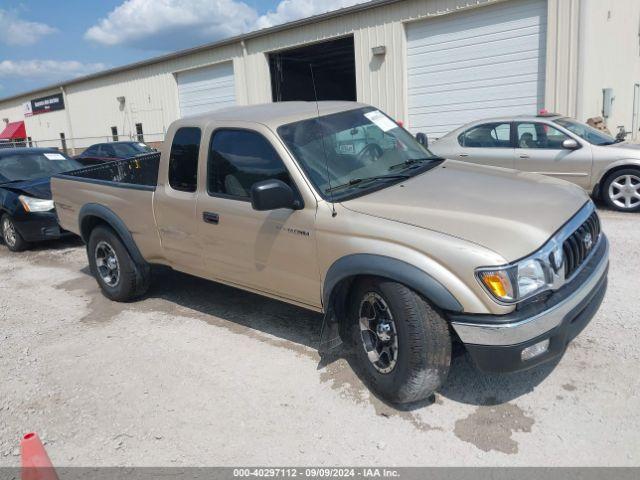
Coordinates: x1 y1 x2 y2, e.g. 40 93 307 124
451 235 609 346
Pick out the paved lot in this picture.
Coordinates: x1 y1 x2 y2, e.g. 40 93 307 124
0 207 638 466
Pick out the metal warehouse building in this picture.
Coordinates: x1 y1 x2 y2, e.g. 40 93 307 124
1 0 639 153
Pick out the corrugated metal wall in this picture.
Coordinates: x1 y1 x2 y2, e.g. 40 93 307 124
0 0 580 151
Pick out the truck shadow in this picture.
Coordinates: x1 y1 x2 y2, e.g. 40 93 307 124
142 266 558 409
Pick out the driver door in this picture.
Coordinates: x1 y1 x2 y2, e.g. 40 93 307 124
514 122 593 188
195 123 321 308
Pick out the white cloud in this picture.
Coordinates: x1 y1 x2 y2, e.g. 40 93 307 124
0 9 57 46
84 0 257 50
85 0 369 50
0 60 108 79
256 0 366 29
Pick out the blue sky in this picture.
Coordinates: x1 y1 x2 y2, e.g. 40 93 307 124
0 0 364 99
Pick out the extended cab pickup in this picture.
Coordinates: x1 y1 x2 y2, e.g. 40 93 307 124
52 102 609 404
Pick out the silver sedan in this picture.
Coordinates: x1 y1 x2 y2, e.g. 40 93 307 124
429 114 640 212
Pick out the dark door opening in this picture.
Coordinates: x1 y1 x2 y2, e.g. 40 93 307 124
269 36 356 102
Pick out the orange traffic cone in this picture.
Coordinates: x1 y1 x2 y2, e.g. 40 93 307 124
20 432 58 480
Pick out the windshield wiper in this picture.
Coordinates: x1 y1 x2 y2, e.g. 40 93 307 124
0 179 27 186
388 157 437 171
326 174 411 193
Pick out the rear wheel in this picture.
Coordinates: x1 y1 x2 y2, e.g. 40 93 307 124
1 214 29 252
88 226 150 301
602 168 640 212
349 277 451 404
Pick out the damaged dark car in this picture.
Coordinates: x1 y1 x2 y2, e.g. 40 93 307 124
0 148 82 251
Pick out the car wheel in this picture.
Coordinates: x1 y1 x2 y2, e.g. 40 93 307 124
88 225 150 302
1 214 29 252
349 277 451 404
602 168 640 212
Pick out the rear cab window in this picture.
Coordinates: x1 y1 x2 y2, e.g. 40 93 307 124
169 127 201 192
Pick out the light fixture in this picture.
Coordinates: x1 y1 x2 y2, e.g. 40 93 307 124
371 45 386 56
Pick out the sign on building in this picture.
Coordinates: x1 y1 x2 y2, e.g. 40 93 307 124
29 93 65 115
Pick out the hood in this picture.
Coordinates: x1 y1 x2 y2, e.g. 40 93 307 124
0 177 52 199
598 141 640 157
342 160 588 262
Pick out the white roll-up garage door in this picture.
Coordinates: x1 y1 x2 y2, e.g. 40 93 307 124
177 62 236 117
406 0 547 138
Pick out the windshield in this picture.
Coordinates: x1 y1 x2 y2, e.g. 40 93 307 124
554 118 616 145
0 152 82 182
278 107 440 200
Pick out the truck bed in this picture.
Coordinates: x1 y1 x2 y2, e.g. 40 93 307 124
51 153 164 260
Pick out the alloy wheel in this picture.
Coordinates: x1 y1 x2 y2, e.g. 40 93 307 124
608 174 640 210
359 292 399 374
95 241 120 287
2 217 16 248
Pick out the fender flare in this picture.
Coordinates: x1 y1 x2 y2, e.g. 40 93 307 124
595 159 640 188
322 254 463 313
78 203 147 267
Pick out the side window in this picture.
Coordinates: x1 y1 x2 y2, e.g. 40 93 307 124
84 145 98 156
458 123 511 148
102 144 116 158
517 123 569 149
208 129 293 199
168 127 201 192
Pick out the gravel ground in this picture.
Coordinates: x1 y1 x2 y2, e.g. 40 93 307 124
0 207 638 466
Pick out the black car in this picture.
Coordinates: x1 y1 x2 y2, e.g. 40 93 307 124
74 141 155 165
0 148 83 251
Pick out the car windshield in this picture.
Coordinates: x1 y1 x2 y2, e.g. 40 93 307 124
278 107 440 200
554 118 617 145
0 152 82 182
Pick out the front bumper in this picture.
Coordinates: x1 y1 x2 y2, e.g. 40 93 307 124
449 235 609 373
13 211 73 242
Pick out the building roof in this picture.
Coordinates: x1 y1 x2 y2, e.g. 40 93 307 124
0 0 403 104
0 121 26 140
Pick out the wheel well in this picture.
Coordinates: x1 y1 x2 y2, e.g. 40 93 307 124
80 215 110 243
598 164 640 196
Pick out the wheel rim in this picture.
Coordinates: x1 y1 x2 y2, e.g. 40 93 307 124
95 241 120 287
359 292 398 374
608 174 640 209
2 217 16 247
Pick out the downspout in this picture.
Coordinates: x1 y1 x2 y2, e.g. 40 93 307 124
575 0 587 121
60 86 76 155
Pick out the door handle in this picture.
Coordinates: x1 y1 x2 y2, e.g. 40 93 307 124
202 212 219 224
459 153 469 158
519 154 530 159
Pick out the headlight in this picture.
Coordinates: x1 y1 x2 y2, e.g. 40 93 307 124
477 246 563 304
18 195 54 213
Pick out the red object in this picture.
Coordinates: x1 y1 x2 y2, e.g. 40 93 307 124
539 109 549 115
20 433 58 480
0 121 26 140
396 120 404 128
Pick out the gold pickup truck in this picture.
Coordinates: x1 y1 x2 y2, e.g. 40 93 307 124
52 102 609 404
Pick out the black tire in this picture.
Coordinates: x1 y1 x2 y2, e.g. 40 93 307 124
601 168 640 212
87 225 150 302
1 214 29 252
349 277 451 404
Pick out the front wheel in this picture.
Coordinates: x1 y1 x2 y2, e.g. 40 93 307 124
1 214 29 252
602 168 640 212
349 277 451 404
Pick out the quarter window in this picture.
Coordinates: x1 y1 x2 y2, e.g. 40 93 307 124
458 123 511 148
168 127 201 192
208 129 293 199
517 123 569 149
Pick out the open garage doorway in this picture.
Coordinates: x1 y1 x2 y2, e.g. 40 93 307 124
269 36 356 102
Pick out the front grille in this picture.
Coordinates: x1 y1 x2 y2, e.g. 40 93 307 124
563 211 601 279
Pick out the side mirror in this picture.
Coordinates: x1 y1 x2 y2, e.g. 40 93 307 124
562 139 580 150
416 132 429 148
250 179 299 211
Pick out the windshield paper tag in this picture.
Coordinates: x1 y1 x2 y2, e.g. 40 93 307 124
364 110 398 132
44 153 66 160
